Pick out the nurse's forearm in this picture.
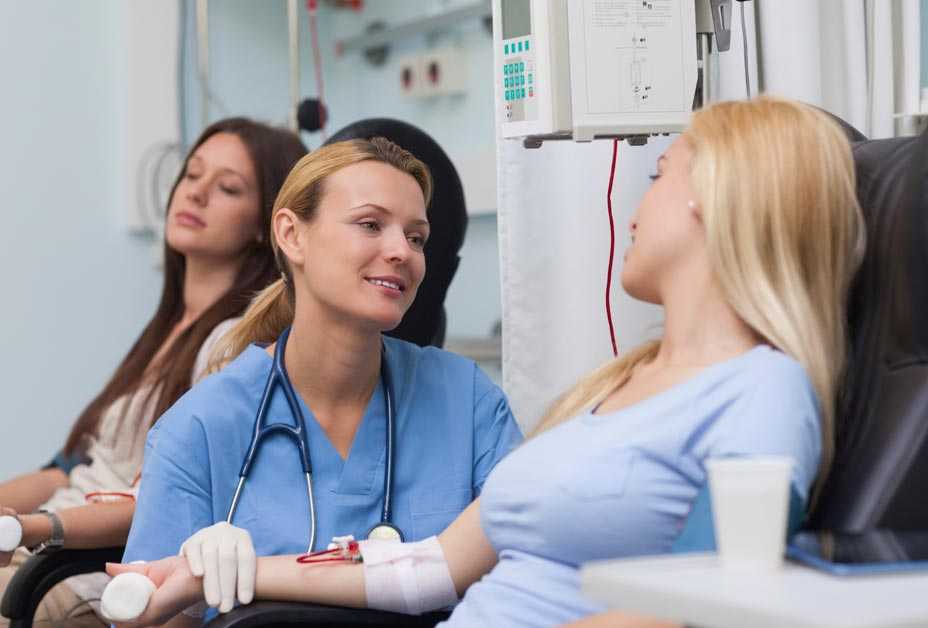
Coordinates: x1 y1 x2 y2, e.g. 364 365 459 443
0 468 69 513
254 557 367 607
20 501 134 549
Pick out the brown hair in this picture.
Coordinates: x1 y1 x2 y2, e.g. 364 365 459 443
64 118 308 455
211 137 432 367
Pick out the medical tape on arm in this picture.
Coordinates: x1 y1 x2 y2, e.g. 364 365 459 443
360 536 457 615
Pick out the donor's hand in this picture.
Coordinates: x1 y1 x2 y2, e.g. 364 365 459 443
104 557 202 626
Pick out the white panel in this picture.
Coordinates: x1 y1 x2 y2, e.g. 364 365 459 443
716 0 759 100
758 0 823 105
420 48 469 97
496 0 573 137
397 53 426 99
453 147 498 215
818 0 848 123
841 0 868 133
898 0 922 135
122 0 182 233
869 0 895 138
567 0 698 139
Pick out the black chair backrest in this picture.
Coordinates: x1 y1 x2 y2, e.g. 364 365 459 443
325 119 467 348
809 129 928 531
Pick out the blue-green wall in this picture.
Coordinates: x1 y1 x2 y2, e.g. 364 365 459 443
180 0 502 339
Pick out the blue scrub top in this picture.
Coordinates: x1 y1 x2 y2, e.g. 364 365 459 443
124 336 522 564
442 345 822 627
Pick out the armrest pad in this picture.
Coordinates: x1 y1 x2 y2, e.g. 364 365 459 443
206 601 451 627
0 546 124 621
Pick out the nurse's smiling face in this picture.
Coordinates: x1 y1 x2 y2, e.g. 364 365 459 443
621 136 706 305
282 160 429 332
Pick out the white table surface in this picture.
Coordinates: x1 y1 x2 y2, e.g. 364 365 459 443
581 553 928 628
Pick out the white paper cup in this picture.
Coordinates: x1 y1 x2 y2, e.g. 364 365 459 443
706 456 794 571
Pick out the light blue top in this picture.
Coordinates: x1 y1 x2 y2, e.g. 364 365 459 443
124 336 522 565
442 346 822 627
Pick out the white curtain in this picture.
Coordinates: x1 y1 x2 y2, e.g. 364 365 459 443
498 0 921 432
761 0 921 137
498 134 668 431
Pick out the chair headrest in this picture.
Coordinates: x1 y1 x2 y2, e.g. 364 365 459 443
849 134 928 362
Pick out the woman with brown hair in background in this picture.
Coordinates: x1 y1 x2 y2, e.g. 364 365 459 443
0 117 306 626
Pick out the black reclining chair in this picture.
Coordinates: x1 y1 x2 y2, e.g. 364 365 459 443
808 127 928 530
0 118 467 628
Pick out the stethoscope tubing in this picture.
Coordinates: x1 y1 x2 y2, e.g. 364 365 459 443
227 326 396 553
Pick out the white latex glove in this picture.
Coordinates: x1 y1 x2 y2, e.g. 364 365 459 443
179 522 255 613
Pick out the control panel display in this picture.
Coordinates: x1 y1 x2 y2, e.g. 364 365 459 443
502 0 532 39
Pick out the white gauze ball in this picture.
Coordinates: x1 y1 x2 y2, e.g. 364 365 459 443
100 572 157 622
0 516 22 552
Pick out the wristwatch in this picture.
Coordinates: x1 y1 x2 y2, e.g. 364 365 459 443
30 510 64 554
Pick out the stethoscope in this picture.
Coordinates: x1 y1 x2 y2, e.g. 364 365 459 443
226 326 403 552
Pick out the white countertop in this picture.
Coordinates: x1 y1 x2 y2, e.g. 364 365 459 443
581 553 928 628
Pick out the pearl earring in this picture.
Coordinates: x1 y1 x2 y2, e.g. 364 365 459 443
687 200 697 210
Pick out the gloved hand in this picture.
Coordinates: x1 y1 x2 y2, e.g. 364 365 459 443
179 522 255 613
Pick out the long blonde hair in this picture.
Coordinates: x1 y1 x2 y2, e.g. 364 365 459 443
209 137 433 369
535 97 865 491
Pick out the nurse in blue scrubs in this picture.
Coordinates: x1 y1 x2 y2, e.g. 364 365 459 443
120 137 522 614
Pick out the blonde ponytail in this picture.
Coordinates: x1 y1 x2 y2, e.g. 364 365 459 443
207 279 294 373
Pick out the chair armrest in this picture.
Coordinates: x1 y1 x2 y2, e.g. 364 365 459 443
0 546 124 625
206 601 451 627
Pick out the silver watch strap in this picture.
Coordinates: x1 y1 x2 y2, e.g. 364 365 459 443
31 509 64 554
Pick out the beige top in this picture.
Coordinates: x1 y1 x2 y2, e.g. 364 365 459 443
39 318 240 609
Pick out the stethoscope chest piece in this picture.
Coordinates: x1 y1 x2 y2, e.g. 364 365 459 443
367 522 404 542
